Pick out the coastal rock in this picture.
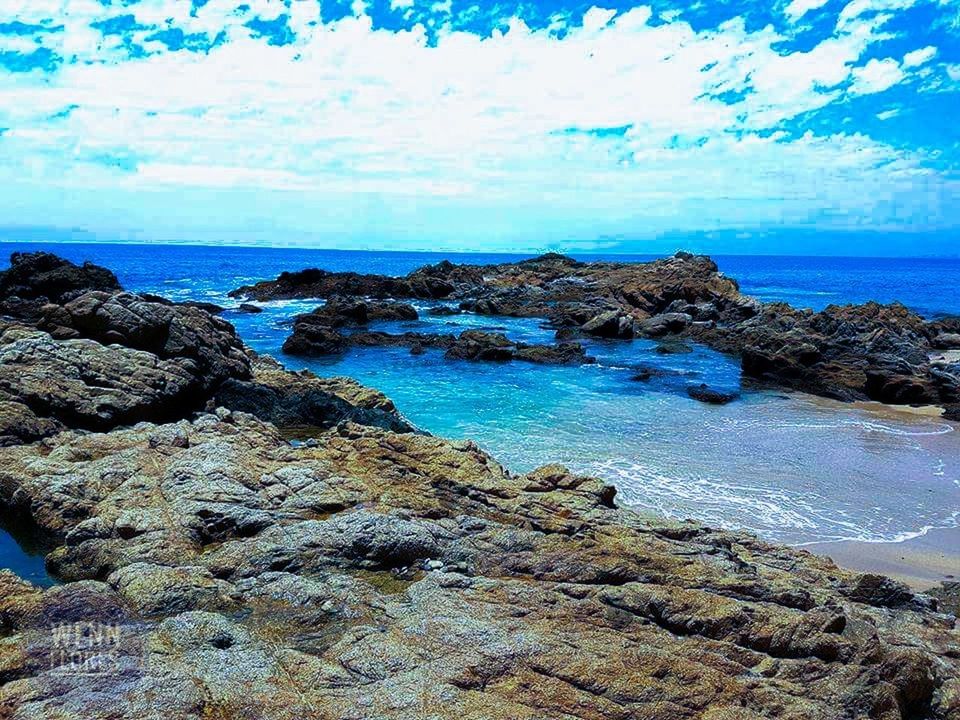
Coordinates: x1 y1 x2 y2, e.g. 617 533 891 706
0 412 957 719
0 323 221 433
238 251 960 415
213 356 417 434
238 303 263 314
581 310 635 338
686 383 740 405
37 291 251 386
281 316 348 356
0 251 121 318
636 311 692 338
303 297 419 327
1 252 958 719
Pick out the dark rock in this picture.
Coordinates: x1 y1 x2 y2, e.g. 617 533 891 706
655 340 693 354
686 384 740 404
282 320 347 356
238 303 263 314
37 291 251 386
581 310 634 339
636 312 692 338
0 252 121 307
426 306 461 317
214 357 417 434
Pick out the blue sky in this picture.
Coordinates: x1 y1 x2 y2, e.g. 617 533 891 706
0 0 958 254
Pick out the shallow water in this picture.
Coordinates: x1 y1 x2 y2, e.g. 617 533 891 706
0 517 56 587
2 243 959 556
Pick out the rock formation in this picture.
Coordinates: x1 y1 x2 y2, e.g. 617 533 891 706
0 252 958 719
235 252 960 418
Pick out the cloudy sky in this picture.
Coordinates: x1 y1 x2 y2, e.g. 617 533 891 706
0 0 958 253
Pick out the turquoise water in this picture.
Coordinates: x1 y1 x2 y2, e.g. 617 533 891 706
1 243 959 580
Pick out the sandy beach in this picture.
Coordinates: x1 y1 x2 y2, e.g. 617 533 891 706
807 525 960 591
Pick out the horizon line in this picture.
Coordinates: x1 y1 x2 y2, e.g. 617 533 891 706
0 238 958 262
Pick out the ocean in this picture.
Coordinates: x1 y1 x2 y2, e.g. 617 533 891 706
2 242 959 584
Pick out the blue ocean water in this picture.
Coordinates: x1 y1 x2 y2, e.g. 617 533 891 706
1 243 959 578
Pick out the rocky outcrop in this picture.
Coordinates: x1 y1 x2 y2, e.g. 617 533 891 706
0 251 121 319
686 383 740 405
238 252 960 416
213 356 417 435
0 255 420 441
0 413 957 719
298 297 419 327
283 322 595 366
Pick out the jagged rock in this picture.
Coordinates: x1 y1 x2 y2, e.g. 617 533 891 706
0 323 224 433
281 317 348 356
240 252 960 415
0 251 121 310
37 291 250 386
655 340 693 354
303 297 419 327
0 400 63 446
933 332 960 349
213 356 417 434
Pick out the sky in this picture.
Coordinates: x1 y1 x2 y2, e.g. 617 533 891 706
0 0 958 254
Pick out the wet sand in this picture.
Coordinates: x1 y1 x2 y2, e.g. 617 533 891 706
807 526 960 591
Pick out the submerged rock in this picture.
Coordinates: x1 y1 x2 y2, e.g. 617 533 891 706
686 383 740 404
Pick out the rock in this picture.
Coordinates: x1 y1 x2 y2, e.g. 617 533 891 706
636 312 692 338
0 400 64 446
37 291 251 386
238 303 263 314
426 305 461 317
655 340 693 354
933 333 960 349
0 412 957 719
0 251 121 309
686 384 740 404
304 297 420 327
237 252 958 414
581 310 634 339
0 323 236 433
281 317 348 356
213 356 417 434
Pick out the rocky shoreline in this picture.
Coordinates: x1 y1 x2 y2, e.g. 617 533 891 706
233 252 960 419
0 251 959 719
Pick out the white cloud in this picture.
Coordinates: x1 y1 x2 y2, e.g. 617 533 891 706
0 0 953 240
849 57 904 95
784 0 831 22
876 107 900 119
902 45 937 67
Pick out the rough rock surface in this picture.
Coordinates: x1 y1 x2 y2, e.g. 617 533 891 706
213 356 417 435
0 414 958 719
283 321 594 366
0 251 121 320
236 251 960 416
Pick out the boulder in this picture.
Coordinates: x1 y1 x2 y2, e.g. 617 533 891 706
581 310 634 339
636 312 692 338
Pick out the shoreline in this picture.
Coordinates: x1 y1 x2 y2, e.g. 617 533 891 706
805 525 960 591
